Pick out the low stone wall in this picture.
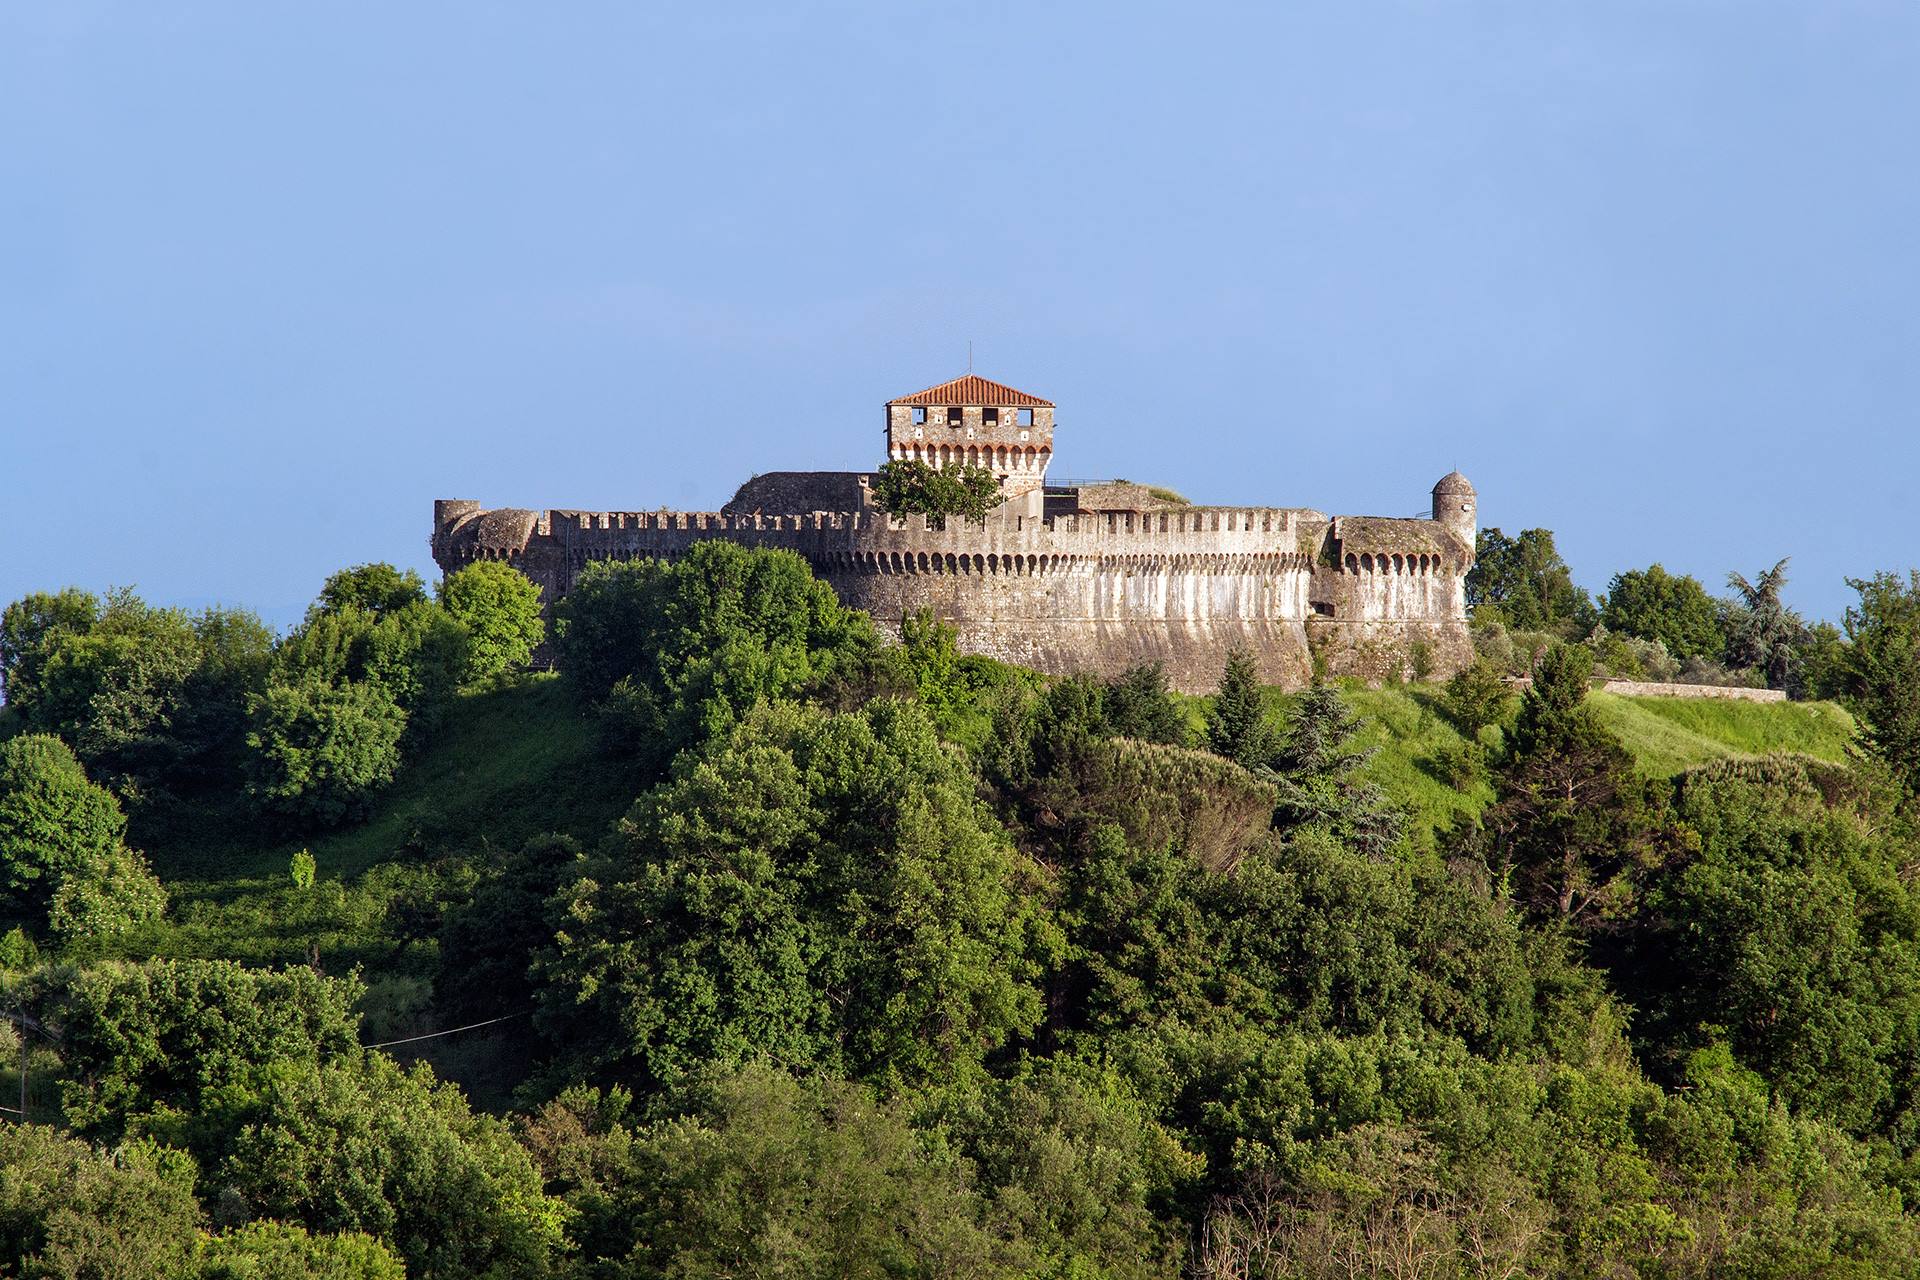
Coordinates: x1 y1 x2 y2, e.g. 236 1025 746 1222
1598 679 1786 703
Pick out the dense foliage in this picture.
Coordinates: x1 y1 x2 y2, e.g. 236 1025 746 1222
3 543 1920 1277
868 458 1005 527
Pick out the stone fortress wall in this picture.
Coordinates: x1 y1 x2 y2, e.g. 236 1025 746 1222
432 376 1479 691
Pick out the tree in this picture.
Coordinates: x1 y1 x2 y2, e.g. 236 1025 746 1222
436 561 545 684
1840 569 1920 793
281 565 470 738
244 678 408 827
1269 685 1403 858
583 1065 1010 1280
1206 650 1274 769
277 600 468 727
0 734 126 911
869 459 1004 528
1103 662 1190 746
435 833 582 1021
315 564 428 618
169 605 276 793
937 1059 1200 1279
213 1054 568 1280
0 1125 203 1280
537 699 1055 1092
1465 528 1595 636
552 542 880 763
46 842 167 947
46 958 566 1280
1442 656 1514 736
51 959 366 1139
2 589 274 811
1475 644 1674 928
1726 558 1808 690
0 588 98 716
1600 564 1726 660
1623 759 1920 1138
30 590 205 787
196 1222 405 1280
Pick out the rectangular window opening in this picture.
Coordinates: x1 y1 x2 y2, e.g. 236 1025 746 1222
1016 408 1034 427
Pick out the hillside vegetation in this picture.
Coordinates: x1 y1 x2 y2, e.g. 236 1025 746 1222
2 546 1920 1280
1336 684 1856 843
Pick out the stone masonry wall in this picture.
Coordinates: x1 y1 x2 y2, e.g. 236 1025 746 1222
433 503 1473 692
1597 679 1786 703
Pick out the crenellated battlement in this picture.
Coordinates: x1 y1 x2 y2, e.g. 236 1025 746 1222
429 375 1477 690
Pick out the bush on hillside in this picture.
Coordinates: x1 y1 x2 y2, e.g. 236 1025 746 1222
552 541 880 763
437 561 545 685
244 678 408 827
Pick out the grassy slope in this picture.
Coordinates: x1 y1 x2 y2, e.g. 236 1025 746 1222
1337 687 1494 847
1587 693 1856 776
1331 685 1857 847
129 674 636 972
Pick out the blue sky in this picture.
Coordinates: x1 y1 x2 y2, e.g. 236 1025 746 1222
3 2 1915 628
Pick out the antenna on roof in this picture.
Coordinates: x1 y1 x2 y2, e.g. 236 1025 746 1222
967 340 973 373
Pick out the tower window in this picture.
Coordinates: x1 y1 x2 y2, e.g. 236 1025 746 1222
947 406 963 426
911 407 926 424
1016 408 1034 427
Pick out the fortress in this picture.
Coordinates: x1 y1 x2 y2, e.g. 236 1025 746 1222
431 375 1478 691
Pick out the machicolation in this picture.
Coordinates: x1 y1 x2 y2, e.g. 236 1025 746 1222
432 374 1478 690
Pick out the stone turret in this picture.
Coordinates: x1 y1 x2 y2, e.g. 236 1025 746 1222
884 375 1054 517
1432 470 1477 544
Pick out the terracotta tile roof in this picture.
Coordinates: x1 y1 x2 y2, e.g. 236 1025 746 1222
888 375 1053 408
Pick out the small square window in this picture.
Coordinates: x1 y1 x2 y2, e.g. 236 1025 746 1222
1016 408 1034 427
983 407 999 425
947 406 963 425
911 407 926 424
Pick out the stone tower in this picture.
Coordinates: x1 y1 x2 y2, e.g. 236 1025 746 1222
884 375 1055 516
1432 470 1477 544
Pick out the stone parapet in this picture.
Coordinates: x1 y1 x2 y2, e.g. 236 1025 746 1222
432 500 1473 692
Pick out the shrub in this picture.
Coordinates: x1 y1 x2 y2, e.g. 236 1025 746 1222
1442 658 1514 737
0 734 125 911
437 561 545 684
244 678 407 827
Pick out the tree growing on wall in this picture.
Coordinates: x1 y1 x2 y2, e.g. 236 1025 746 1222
869 460 1003 528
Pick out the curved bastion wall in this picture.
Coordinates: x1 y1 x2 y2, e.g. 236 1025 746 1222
431 500 1475 691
